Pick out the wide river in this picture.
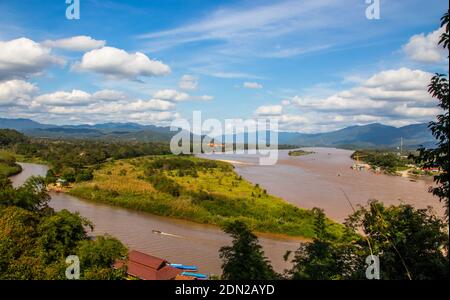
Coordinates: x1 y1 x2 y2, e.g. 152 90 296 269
10 148 440 275
199 148 441 222
10 162 301 276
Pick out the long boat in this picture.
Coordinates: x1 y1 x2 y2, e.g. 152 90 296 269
170 263 198 271
181 272 207 279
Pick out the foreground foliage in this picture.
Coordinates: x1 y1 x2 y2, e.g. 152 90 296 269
0 151 22 177
0 176 127 280
414 10 449 219
220 220 277 280
286 201 448 280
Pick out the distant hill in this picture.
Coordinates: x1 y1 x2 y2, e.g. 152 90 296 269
0 118 176 142
277 123 435 149
0 118 435 148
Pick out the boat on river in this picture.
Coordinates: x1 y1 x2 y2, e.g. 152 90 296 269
170 263 198 271
181 272 207 279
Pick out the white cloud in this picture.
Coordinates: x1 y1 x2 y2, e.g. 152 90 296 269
74 46 171 80
34 90 93 106
255 105 283 116
43 36 106 52
0 80 37 106
92 89 127 101
403 27 447 63
294 68 433 111
153 89 189 102
127 99 175 111
272 68 440 132
0 38 63 80
179 74 198 90
33 89 130 107
243 82 263 89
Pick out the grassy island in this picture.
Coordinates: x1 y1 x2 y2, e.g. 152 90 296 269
68 155 342 238
288 149 314 156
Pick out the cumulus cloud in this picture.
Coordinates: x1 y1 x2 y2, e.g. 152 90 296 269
294 68 433 111
153 89 189 102
243 82 263 89
127 99 175 111
0 38 64 80
179 74 198 90
92 89 127 101
74 46 171 80
43 36 106 52
0 80 37 106
269 68 439 132
403 27 447 63
34 90 93 106
255 105 283 116
33 89 131 107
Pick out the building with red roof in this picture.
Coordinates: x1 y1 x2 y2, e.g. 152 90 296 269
114 250 183 280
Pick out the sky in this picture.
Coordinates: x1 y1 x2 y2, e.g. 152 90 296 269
0 0 448 133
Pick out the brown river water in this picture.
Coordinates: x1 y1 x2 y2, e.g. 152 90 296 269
10 148 440 275
10 163 301 276
199 148 441 222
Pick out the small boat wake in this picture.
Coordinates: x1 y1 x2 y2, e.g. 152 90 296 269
152 230 184 239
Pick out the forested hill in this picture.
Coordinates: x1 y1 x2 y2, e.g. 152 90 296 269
0 118 435 148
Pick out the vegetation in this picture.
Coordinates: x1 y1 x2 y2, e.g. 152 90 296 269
284 200 449 280
1 129 171 184
0 151 22 177
219 220 277 280
351 150 413 174
413 10 449 219
0 175 128 279
68 155 343 238
288 149 314 157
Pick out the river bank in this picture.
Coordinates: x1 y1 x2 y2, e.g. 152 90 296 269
10 162 304 275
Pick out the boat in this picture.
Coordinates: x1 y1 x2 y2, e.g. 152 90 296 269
170 263 198 271
181 272 207 279
152 230 162 234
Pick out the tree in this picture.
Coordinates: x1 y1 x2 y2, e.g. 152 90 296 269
414 10 449 219
76 235 127 280
288 202 449 280
345 200 449 280
287 208 357 280
0 170 128 280
219 220 277 280
0 176 50 213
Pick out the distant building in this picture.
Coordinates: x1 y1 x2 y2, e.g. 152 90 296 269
113 250 184 280
55 178 67 187
351 163 369 171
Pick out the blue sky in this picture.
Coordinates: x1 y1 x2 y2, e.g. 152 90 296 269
0 0 448 132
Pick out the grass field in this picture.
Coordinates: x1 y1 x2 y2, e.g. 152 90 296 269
68 155 343 238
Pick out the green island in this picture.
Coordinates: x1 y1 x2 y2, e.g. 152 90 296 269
67 155 342 238
288 149 314 157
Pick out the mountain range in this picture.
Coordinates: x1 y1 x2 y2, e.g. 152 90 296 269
0 118 435 149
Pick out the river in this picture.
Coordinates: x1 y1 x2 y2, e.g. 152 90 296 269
199 148 441 222
9 163 301 276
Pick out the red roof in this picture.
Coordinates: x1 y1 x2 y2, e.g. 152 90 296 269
114 250 182 280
